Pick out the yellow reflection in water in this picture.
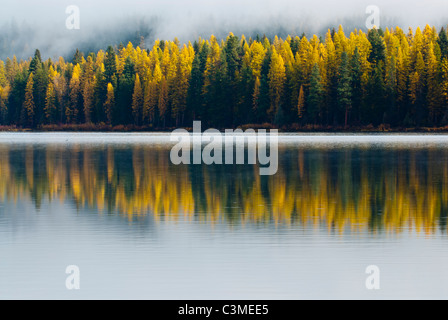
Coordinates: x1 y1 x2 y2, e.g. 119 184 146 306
0 144 447 235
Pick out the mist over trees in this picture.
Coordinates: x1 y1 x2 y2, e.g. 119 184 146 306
0 13 406 61
1 25 448 130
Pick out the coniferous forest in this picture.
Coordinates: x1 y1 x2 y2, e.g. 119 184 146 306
2 25 448 130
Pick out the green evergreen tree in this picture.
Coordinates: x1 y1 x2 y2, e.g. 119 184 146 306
385 56 397 125
350 47 363 124
438 27 448 61
367 62 386 125
115 57 135 125
104 46 117 84
187 42 209 121
307 63 323 123
368 28 386 65
29 49 42 74
337 52 352 127
223 34 242 125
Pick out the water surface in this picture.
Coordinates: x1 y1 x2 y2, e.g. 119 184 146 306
0 133 448 299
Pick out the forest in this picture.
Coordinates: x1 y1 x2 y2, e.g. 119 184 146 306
1 25 448 130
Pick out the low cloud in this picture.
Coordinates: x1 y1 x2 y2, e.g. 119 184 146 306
1 0 447 60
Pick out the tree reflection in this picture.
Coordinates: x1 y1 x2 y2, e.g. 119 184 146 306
0 144 447 234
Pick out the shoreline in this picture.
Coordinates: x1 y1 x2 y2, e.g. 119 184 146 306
2 124 448 133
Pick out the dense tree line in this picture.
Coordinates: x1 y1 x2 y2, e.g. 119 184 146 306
1 25 448 129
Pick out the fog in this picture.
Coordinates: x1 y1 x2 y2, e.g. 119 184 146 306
1 0 447 60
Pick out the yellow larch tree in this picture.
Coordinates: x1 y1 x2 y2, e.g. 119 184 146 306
268 48 286 116
67 64 81 123
253 76 260 111
158 77 168 127
171 44 192 125
297 84 305 119
82 56 95 123
0 84 9 122
104 82 115 125
23 72 35 126
249 41 266 79
44 66 57 124
132 73 144 125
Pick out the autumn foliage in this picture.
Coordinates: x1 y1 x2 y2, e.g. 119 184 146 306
1 25 448 129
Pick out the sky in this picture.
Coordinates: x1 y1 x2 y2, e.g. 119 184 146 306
1 0 448 60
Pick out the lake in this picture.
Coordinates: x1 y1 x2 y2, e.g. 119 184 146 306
0 132 448 299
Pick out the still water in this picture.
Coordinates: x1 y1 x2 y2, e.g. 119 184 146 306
0 133 448 299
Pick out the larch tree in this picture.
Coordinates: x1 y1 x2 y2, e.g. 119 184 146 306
411 28 424 67
0 61 7 87
297 84 305 119
67 64 81 123
396 47 409 122
6 56 19 84
426 43 441 123
143 80 158 125
43 66 57 123
268 48 286 120
441 58 448 122
253 76 261 111
158 77 168 127
408 71 421 125
132 73 143 125
23 73 35 127
203 36 221 101
0 61 9 122
82 56 95 123
104 82 115 125
0 84 9 123
202 36 223 126
249 41 266 79
53 70 67 123
171 45 192 126
297 36 313 82
44 81 56 124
